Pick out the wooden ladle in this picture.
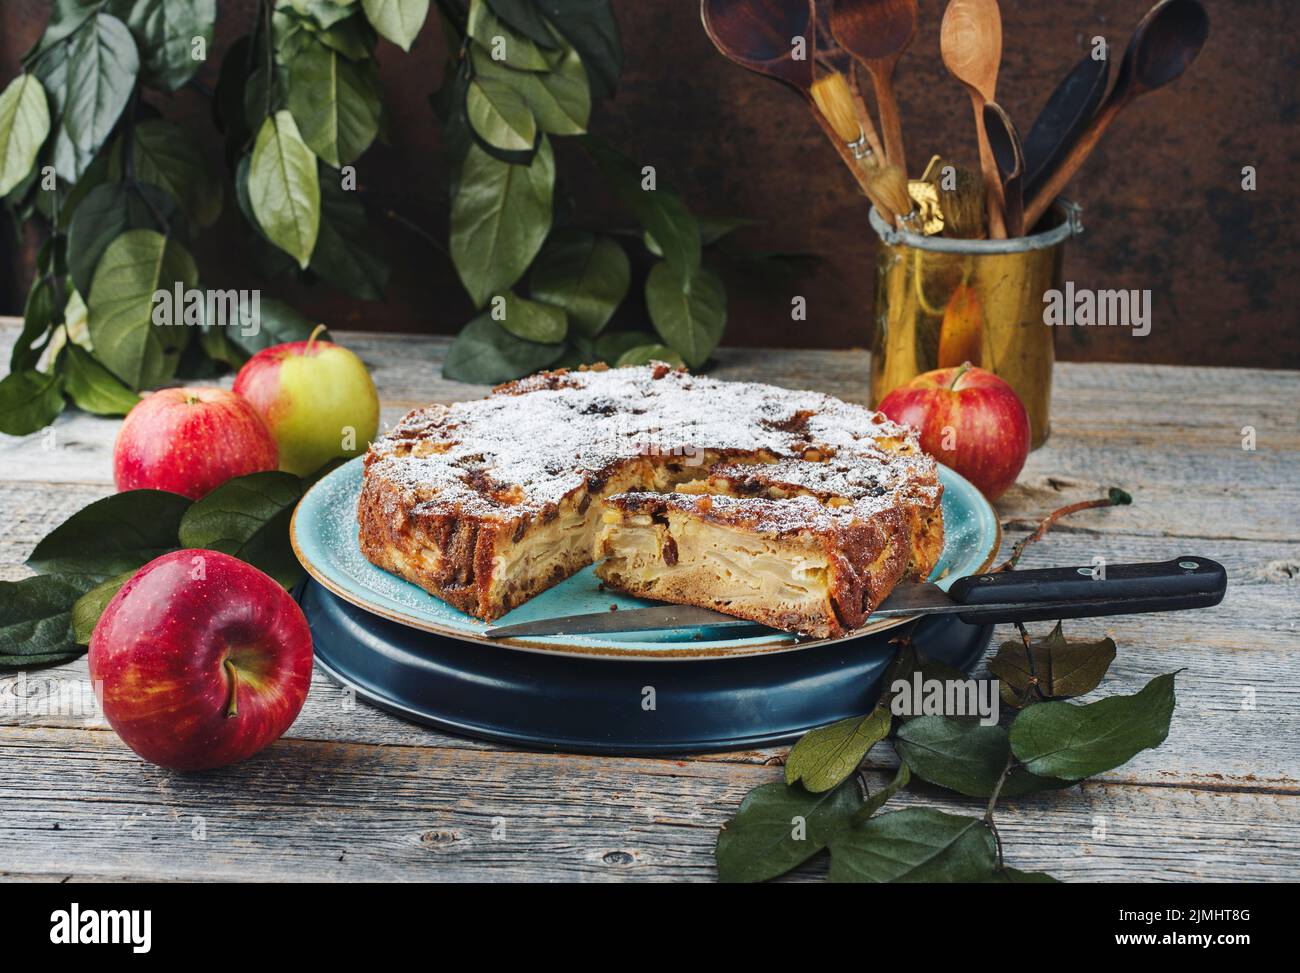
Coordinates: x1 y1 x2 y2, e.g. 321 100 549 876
983 101 1025 236
701 0 817 94
940 0 1006 238
1024 0 1210 228
701 0 888 208
829 0 918 174
1021 53 1110 202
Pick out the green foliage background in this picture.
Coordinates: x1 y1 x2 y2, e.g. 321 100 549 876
0 0 777 435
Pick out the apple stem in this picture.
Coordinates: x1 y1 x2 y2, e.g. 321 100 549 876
305 323 327 354
948 362 973 391
224 659 239 718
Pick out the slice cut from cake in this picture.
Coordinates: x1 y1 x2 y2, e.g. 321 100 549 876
593 492 915 639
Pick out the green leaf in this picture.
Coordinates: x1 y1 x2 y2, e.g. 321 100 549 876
615 344 684 369
785 705 891 793
70 570 134 645
86 229 198 389
224 297 327 358
0 368 66 436
25 0 103 59
233 153 299 279
988 622 1117 707
108 0 216 91
854 760 911 824
471 43 589 136
249 111 321 268
451 138 554 307
178 471 305 589
716 778 864 884
593 330 654 365
312 169 390 300
1009 672 1178 781
486 0 560 48
0 574 98 669
895 716 1068 798
584 136 699 281
33 13 139 182
645 262 726 369
288 41 382 168
0 75 51 197
314 15 380 62
66 181 183 295
125 119 223 228
537 0 621 98
645 216 759 257
468 2 551 70
443 311 565 384
883 639 970 719
496 291 567 343
467 77 537 153
27 489 190 581
62 344 140 416
529 231 629 337
828 808 998 883
11 275 61 372
361 0 430 52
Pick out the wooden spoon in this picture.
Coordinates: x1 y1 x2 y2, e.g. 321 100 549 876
1024 0 1210 228
1021 54 1110 202
829 0 918 173
701 0 892 213
701 0 817 93
940 0 1006 238
983 101 1025 236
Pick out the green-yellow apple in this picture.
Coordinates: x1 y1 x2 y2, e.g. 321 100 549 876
233 328 379 476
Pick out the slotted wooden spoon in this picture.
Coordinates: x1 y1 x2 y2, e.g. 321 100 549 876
829 0 918 173
1024 0 1210 228
940 0 1006 238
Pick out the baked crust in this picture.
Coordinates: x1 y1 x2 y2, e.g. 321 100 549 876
357 363 943 633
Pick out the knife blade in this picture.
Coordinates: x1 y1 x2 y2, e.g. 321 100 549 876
483 557 1227 640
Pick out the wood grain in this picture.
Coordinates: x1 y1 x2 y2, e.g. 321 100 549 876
0 320 1296 881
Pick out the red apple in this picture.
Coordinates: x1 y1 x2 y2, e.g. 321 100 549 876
233 328 379 477
877 363 1031 501
89 549 313 771
113 387 278 499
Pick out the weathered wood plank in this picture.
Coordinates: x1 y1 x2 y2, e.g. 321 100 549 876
0 727 1295 882
2 318 1297 881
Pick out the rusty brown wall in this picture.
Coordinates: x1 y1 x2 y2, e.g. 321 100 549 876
3 1 1297 367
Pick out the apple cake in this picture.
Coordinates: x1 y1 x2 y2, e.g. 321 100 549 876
357 363 943 638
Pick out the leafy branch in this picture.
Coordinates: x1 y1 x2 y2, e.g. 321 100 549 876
0 0 421 436
716 490 1175 884
2 468 309 670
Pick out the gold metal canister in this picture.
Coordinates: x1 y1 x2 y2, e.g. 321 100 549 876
868 202 1083 448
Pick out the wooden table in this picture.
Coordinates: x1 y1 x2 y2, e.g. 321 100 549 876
2 320 1297 882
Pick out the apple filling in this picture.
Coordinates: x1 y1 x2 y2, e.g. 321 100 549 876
594 506 841 637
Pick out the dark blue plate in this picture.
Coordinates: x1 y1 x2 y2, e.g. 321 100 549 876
302 579 993 755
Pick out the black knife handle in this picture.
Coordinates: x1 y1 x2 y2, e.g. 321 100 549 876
950 556 1227 625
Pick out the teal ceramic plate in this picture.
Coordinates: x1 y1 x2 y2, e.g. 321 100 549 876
290 458 1000 661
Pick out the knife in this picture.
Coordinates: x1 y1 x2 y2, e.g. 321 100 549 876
484 556 1227 639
